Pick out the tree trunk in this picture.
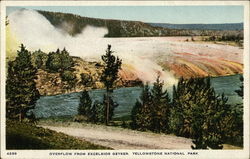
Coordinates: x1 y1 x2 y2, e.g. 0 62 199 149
106 88 110 125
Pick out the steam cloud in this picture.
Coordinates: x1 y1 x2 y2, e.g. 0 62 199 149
8 9 177 86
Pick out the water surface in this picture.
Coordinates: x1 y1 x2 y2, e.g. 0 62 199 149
34 75 243 118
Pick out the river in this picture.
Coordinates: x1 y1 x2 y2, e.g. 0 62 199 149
33 74 243 119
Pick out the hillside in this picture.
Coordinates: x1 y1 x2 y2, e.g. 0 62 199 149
35 57 143 96
38 10 243 37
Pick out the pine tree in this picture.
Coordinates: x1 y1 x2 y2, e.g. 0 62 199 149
138 84 153 130
192 92 230 149
150 76 171 133
46 49 61 72
46 48 76 90
131 100 142 130
171 78 210 138
46 48 74 73
131 77 171 133
60 48 74 72
171 77 230 149
78 90 92 119
170 77 231 149
100 45 122 125
78 91 106 123
31 49 48 69
169 78 185 136
131 84 152 131
6 44 40 121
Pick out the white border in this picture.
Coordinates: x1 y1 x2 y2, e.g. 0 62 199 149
0 1 249 159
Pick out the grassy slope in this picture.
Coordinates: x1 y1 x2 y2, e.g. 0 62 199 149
6 120 111 150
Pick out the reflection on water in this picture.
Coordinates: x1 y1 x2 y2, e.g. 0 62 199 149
34 75 242 118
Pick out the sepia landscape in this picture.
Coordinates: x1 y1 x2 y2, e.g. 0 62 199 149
5 6 243 150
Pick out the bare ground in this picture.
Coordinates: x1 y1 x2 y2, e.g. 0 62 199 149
41 124 193 150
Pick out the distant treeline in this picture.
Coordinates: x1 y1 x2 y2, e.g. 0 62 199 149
202 34 243 47
38 10 243 37
148 23 243 31
204 34 243 42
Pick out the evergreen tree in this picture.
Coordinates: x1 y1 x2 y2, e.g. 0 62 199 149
6 44 40 121
46 49 61 72
150 76 171 133
78 90 92 118
46 48 76 89
192 92 230 149
131 84 152 131
131 100 141 129
170 77 231 149
46 48 74 73
169 78 185 136
60 48 75 72
31 49 48 69
78 91 105 123
100 45 122 125
131 77 171 133
170 77 230 149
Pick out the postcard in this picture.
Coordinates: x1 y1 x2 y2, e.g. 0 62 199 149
0 1 249 159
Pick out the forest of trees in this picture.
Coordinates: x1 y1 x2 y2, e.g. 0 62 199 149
46 48 77 89
31 47 78 91
6 44 243 149
130 76 243 149
77 70 243 148
203 34 243 47
204 34 243 42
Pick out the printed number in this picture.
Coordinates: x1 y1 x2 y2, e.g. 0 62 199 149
7 152 17 155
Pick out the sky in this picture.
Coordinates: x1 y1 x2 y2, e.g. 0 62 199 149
7 6 243 24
